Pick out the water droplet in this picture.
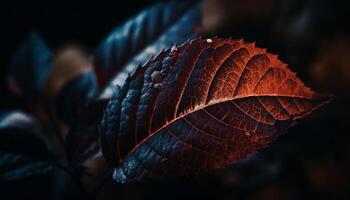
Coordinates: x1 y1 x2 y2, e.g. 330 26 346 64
171 45 178 52
170 45 178 56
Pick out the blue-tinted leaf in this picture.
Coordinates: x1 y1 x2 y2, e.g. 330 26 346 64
94 0 201 97
65 100 108 168
0 111 53 181
0 153 52 181
55 72 98 124
8 32 52 96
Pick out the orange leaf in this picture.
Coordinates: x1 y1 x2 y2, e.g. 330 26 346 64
100 38 331 183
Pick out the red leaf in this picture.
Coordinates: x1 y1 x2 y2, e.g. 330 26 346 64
99 38 331 183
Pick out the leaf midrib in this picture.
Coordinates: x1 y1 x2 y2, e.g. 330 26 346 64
122 94 315 161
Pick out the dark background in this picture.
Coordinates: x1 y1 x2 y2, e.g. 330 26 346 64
0 0 349 199
0 1 157 108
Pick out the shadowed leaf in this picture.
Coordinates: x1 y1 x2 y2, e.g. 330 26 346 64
66 100 108 168
44 45 98 124
94 0 202 98
0 111 53 181
7 32 52 97
99 38 331 183
55 72 98 124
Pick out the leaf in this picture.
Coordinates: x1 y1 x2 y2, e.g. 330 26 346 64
7 32 52 97
42 45 98 124
0 153 52 181
94 0 201 98
99 38 331 183
0 111 53 181
55 72 98 124
65 100 108 168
